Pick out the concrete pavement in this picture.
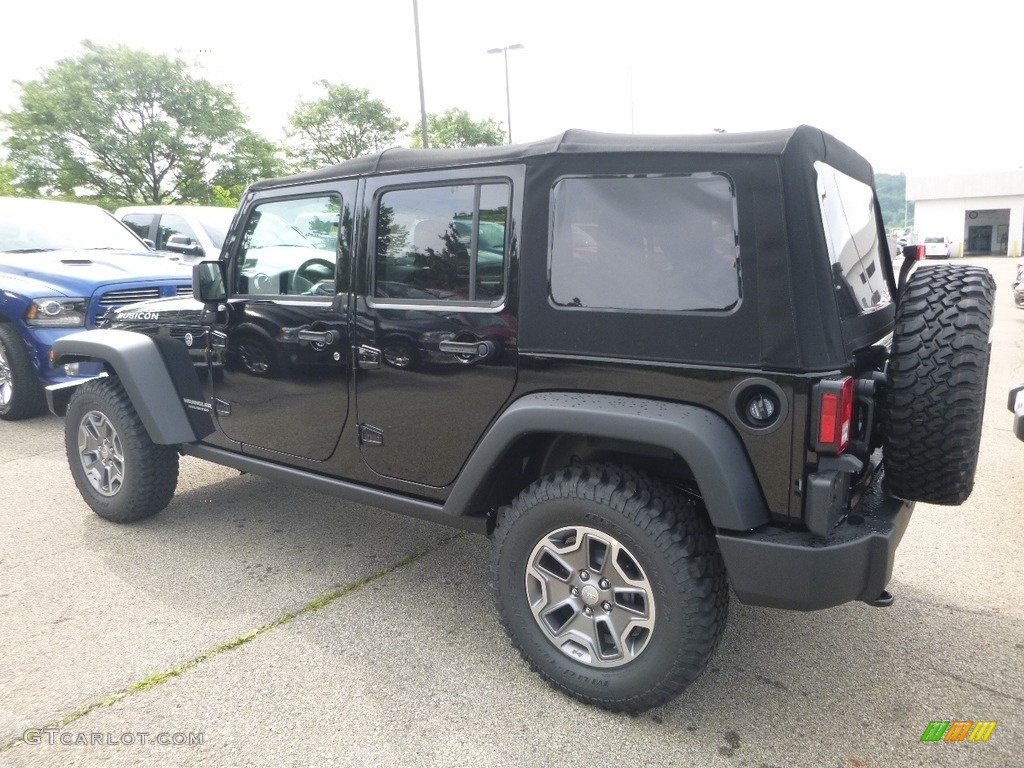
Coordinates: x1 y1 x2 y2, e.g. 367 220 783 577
0 257 1021 767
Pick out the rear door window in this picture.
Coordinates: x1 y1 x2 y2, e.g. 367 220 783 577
373 182 510 304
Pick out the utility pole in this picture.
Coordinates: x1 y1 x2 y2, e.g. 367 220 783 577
413 0 429 148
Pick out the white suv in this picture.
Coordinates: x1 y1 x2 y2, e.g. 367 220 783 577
116 205 235 261
921 236 953 258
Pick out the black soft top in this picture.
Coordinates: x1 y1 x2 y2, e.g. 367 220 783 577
250 126 888 370
250 125 873 190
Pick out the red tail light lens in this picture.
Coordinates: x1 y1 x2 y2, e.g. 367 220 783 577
814 377 854 454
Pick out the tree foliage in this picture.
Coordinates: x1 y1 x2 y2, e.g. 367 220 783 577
875 173 914 231
1 41 282 205
286 81 408 170
0 163 17 197
410 108 506 148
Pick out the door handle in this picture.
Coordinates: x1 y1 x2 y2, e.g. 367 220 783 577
438 340 496 359
297 329 336 344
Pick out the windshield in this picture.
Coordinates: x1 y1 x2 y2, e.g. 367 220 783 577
0 199 148 253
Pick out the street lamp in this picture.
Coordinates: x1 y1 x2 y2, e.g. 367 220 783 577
412 0 429 148
487 43 524 144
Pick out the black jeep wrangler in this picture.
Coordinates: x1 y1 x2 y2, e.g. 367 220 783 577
48 126 995 712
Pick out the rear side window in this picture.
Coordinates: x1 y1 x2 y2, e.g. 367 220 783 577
549 174 740 312
374 182 510 304
815 162 892 317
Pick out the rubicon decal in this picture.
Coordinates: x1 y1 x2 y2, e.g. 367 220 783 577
920 720 997 743
116 311 160 321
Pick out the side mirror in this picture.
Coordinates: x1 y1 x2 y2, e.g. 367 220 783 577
166 234 205 257
193 260 227 304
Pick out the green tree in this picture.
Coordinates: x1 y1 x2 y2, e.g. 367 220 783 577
286 81 408 170
874 173 914 232
0 163 17 196
410 108 506 148
1 41 279 205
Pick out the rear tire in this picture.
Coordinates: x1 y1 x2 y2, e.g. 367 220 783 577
491 464 728 712
0 323 47 421
65 377 179 522
883 264 995 504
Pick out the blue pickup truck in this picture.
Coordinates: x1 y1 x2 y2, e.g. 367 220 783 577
0 197 192 420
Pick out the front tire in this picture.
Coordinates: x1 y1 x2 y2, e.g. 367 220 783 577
0 323 47 421
491 464 728 712
65 377 179 522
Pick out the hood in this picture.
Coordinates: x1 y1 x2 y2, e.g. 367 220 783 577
0 249 191 298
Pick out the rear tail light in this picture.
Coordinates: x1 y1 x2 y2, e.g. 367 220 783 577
813 377 855 454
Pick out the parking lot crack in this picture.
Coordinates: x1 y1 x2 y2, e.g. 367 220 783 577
0 532 464 753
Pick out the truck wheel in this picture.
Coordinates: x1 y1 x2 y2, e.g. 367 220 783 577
491 464 728 712
883 264 995 504
65 377 179 522
0 323 47 421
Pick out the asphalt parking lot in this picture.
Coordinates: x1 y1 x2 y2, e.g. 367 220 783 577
1 256 1022 768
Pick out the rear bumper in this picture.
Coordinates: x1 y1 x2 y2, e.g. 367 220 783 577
716 482 913 611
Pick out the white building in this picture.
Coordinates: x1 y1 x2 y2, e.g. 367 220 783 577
906 170 1024 258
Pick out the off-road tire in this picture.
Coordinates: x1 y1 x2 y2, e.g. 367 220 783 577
0 323 47 421
491 463 728 713
65 377 179 522
883 264 995 504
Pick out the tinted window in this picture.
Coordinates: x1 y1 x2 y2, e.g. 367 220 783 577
815 162 892 317
120 213 153 240
374 182 509 303
549 174 740 312
236 195 341 297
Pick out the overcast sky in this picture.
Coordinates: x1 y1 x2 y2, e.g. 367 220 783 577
3 0 1022 176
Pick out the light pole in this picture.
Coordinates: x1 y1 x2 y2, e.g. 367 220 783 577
412 0 429 148
487 43 524 144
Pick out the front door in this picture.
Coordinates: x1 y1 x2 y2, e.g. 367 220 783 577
354 167 522 487
209 185 354 461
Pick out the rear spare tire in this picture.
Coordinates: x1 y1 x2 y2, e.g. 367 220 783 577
883 263 995 504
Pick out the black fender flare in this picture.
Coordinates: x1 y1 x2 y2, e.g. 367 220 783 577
444 392 771 532
48 329 211 445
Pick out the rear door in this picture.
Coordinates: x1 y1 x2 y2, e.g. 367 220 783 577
353 166 522 487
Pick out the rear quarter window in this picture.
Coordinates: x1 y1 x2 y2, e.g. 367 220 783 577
548 174 740 312
815 162 892 317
